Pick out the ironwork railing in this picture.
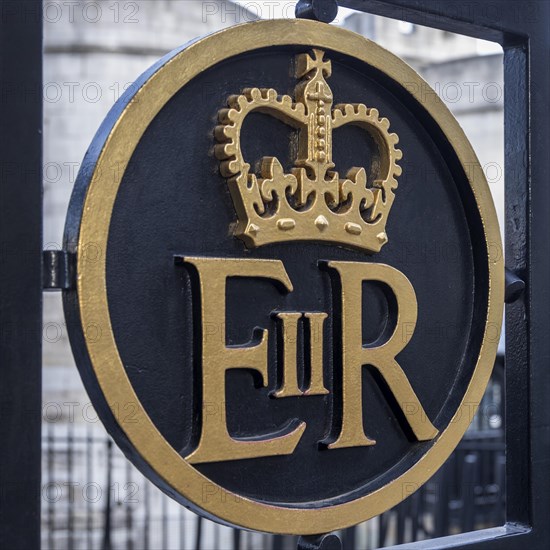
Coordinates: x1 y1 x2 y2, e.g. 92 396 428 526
41 365 505 550
41 431 504 549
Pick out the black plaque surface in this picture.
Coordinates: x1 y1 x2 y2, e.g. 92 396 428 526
63 20 503 534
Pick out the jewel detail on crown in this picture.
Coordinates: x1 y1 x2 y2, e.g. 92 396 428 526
215 49 402 253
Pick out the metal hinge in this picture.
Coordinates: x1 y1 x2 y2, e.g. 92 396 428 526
42 250 76 290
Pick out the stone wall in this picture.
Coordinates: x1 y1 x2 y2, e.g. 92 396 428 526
420 54 505 234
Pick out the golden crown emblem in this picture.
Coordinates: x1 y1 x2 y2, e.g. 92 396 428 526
215 49 402 253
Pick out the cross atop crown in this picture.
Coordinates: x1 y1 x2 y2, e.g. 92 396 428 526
297 48 332 79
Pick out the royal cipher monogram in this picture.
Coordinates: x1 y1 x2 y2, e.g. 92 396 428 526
176 50 438 465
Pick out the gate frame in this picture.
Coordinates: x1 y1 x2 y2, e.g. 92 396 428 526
0 0 43 548
0 0 549 548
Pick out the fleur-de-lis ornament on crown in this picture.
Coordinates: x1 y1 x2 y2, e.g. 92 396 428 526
215 49 402 253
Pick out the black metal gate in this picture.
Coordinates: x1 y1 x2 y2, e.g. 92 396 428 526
1 0 549 548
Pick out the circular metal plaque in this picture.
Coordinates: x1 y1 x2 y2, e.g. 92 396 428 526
64 19 504 535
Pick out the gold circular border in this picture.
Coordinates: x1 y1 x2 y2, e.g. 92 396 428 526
76 19 504 535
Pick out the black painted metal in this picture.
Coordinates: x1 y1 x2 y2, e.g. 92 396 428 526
504 268 525 304
336 0 549 548
295 0 340 23
298 533 342 550
42 250 76 290
0 0 43 548
102 439 113 550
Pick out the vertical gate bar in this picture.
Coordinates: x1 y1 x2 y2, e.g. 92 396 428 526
396 502 406 544
125 460 133 550
144 481 150 550
343 526 356 549
272 534 283 550
495 454 506 526
194 515 202 550
377 512 388 547
87 425 93 550
102 440 113 550
162 491 168 549
0 0 43 547
434 463 450 538
417 486 426 540
460 454 477 533
67 422 74 549
410 490 419 542
48 423 55 550
179 505 185 550
233 528 241 550
526 4 550 544
502 42 530 529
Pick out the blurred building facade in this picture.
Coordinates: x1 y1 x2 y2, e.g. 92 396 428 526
43 1 503 420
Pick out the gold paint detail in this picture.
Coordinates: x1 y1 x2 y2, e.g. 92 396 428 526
377 231 388 244
327 261 439 449
345 222 362 235
274 311 329 398
182 257 306 465
277 218 296 231
315 215 329 230
273 312 303 398
303 312 329 396
215 48 402 253
75 19 504 534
